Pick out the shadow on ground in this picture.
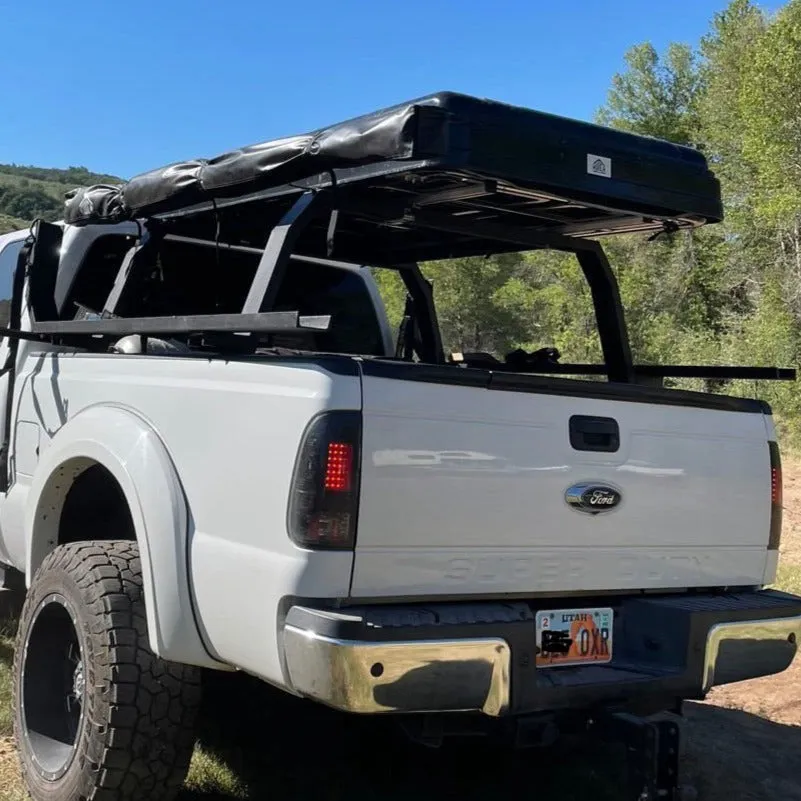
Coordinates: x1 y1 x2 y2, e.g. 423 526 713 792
0 590 19 663
683 702 801 801
0 591 22 629
184 671 623 801
186 671 801 801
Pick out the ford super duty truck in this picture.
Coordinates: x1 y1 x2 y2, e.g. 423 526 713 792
0 92 799 801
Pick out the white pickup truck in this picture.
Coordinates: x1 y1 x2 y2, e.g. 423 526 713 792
1 93 800 801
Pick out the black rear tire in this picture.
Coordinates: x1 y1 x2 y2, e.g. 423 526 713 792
13 541 201 801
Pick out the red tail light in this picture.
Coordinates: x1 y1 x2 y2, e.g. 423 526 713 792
769 441 782 550
288 412 361 550
324 442 354 492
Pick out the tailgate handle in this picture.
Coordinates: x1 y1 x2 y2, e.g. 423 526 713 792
569 415 620 453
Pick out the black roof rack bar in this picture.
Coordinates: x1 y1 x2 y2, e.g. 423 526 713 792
103 240 142 317
412 180 498 208
242 190 330 314
0 327 48 343
395 263 445 364
29 311 331 338
165 234 265 256
290 253 367 270
452 197 581 226
575 244 634 383
164 235 369 273
102 222 172 319
409 208 602 252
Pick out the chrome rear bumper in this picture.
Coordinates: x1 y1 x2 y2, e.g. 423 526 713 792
283 626 511 715
703 614 801 691
282 594 801 717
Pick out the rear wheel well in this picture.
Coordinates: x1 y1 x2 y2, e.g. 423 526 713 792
58 463 135 545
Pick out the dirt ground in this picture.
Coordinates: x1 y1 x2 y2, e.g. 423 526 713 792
1 464 800 800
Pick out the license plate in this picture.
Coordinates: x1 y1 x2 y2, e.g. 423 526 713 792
535 607 613 668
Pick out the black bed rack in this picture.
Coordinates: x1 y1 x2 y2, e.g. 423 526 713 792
12 193 795 387
12 186 795 383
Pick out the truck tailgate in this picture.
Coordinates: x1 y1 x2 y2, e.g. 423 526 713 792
351 363 772 598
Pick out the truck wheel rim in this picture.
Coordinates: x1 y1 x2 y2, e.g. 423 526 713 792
21 593 86 781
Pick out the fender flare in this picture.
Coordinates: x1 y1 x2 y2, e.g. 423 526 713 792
25 404 223 669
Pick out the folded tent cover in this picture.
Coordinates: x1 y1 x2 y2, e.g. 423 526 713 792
63 92 722 236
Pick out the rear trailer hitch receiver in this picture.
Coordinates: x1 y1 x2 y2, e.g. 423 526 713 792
588 712 696 801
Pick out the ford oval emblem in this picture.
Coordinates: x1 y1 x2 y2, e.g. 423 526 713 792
565 483 622 514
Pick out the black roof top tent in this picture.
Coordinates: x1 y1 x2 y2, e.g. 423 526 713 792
14 92 790 385
64 91 722 242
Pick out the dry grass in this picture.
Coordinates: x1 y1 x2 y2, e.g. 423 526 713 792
0 629 20 801
1 462 801 801
0 738 25 801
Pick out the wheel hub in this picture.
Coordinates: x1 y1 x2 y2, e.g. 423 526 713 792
70 659 85 707
20 594 86 781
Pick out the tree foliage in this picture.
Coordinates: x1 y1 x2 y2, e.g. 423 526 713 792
738 3 801 222
0 164 120 187
0 164 122 234
596 42 702 145
0 184 60 222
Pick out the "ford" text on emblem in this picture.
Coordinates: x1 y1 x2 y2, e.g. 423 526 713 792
565 483 622 514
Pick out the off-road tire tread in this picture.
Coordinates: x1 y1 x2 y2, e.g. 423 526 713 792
14 541 201 801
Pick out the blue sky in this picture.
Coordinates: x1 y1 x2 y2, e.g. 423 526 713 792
0 0 776 178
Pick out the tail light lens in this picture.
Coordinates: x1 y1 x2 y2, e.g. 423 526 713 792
288 411 361 550
769 441 783 550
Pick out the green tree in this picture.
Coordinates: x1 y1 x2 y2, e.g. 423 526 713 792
738 1 801 222
374 254 542 358
596 42 702 145
699 0 766 195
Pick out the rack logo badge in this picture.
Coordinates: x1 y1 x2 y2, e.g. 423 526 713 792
587 154 612 178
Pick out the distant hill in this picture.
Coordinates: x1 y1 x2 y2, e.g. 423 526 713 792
0 164 122 234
